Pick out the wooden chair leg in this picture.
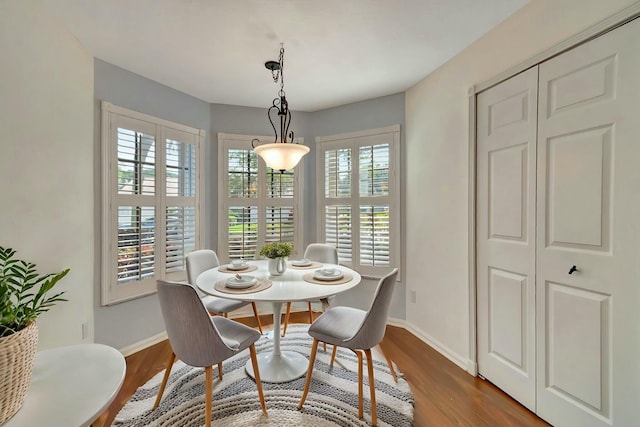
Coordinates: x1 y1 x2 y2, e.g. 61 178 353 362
251 302 264 334
329 345 338 368
320 299 332 351
281 302 292 337
298 338 319 409
249 344 267 414
217 362 223 379
377 344 397 382
153 351 176 409
356 350 364 419
365 349 377 426
307 302 314 323
205 366 213 427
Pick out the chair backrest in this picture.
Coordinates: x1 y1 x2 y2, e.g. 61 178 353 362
304 243 338 264
156 280 228 367
186 249 220 285
347 268 398 350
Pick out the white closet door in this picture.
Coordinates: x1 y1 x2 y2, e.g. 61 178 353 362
536 17 640 427
476 66 538 410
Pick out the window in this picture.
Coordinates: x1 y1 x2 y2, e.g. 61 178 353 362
101 102 204 305
317 125 400 277
218 133 304 262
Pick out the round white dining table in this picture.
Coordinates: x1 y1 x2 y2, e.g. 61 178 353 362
196 259 361 383
3 343 125 427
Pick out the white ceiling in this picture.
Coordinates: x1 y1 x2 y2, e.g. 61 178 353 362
39 0 528 112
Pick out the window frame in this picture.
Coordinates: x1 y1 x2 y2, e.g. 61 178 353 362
101 101 205 305
316 124 400 279
217 133 305 262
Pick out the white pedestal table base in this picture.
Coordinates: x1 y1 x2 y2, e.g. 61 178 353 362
244 300 309 383
245 351 308 383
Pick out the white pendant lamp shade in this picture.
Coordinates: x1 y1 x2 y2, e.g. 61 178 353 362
252 45 309 172
254 142 310 171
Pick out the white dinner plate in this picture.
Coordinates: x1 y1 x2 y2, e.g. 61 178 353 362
313 269 344 281
225 275 257 289
226 263 249 271
291 259 312 267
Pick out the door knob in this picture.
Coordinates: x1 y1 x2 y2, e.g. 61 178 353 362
568 265 578 275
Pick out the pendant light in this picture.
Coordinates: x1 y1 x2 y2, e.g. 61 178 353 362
251 45 309 172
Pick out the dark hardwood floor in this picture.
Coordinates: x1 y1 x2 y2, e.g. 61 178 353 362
94 312 549 427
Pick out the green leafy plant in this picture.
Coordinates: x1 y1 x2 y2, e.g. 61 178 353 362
259 242 293 259
0 246 69 338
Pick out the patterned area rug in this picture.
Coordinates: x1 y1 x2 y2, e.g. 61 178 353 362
115 324 414 427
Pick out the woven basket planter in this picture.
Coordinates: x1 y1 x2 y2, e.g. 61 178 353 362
0 322 38 424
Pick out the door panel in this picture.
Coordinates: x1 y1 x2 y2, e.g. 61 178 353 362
546 282 610 412
477 66 538 410
546 55 616 117
546 125 612 250
489 144 528 241
488 268 527 371
537 17 640 427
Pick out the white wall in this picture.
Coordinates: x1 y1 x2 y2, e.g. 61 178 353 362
0 0 94 349
404 0 638 370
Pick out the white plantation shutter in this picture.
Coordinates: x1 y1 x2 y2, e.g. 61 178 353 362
265 169 295 245
267 169 294 198
266 206 295 244
317 125 400 277
117 205 156 284
165 206 196 273
324 147 353 263
228 206 259 260
219 134 304 262
228 149 259 198
102 102 204 305
117 128 156 196
325 148 352 198
166 138 196 197
113 117 158 289
359 205 390 266
358 141 391 267
164 130 198 276
225 146 259 261
324 205 353 263
359 143 389 197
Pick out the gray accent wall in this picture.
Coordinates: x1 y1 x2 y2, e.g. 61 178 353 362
94 59 405 349
311 93 406 321
94 59 211 349
209 104 312 250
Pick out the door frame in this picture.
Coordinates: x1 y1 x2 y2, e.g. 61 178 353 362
467 3 640 375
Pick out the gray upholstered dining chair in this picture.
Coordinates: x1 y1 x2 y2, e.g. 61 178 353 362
298 268 399 427
281 243 338 337
153 280 267 427
187 249 263 334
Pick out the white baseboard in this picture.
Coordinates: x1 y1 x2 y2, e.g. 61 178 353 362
119 313 475 377
392 319 472 374
119 330 168 357
118 303 310 355
386 316 407 328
